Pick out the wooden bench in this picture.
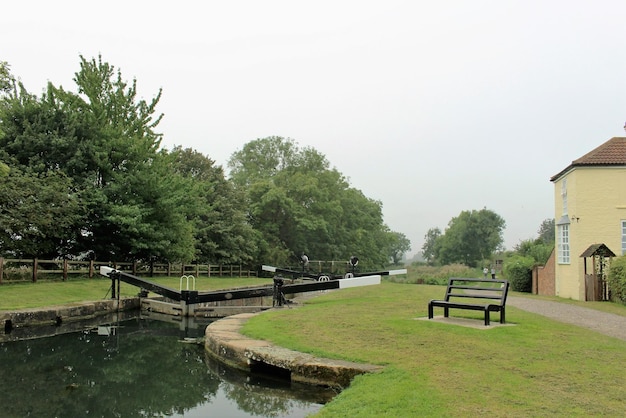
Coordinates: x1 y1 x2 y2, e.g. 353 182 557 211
428 278 510 326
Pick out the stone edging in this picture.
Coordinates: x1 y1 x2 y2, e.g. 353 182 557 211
204 312 382 389
1 298 140 330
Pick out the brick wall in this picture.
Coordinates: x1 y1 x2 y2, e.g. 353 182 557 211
533 249 555 296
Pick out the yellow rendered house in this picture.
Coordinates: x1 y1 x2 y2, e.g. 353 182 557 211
550 137 624 301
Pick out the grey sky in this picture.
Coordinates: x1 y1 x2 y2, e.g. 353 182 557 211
4 1 626 256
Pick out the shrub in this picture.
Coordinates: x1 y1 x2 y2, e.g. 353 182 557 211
607 256 626 304
515 239 554 265
503 255 534 292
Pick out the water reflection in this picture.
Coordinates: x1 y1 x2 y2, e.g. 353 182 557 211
0 313 334 417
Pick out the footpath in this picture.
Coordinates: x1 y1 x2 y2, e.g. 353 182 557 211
508 296 626 341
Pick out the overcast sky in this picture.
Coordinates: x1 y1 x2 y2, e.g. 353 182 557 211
4 1 626 256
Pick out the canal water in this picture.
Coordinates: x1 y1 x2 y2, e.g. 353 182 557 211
0 313 335 417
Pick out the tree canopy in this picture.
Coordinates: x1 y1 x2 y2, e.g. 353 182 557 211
512 218 555 266
0 61 14 95
228 136 405 269
0 56 247 263
421 227 442 265
388 232 411 264
537 218 555 245
422 208 505 267
0 58 411 267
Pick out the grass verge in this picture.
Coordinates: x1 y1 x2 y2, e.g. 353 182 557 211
242 282 626 417
0 276 274 310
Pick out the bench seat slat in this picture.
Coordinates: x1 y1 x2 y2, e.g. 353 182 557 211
449 285 504 291
430 301 503 310
445 293 503 300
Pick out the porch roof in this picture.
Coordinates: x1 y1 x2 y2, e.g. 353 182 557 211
579 243 616 258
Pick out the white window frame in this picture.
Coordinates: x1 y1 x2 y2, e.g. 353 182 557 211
558 224 570 264
561 178 568 216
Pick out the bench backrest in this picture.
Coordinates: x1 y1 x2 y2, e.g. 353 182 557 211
444 277 509 306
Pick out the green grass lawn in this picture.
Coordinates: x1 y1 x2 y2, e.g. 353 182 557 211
0 276 274 310
4 277 626 416
242 282 626 417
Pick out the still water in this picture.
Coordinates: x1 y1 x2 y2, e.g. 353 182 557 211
0 313 335 417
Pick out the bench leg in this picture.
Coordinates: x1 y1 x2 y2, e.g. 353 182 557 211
443 307 449 318
500 308 505 324
484 311 490 326
428 304 433 319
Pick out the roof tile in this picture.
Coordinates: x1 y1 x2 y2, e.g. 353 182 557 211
572 137 626 165
551 137 626 181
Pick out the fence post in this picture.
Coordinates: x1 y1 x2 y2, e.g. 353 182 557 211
63 259 68 281
0 257 3 284
132 260 137 275
89 260 94 278
32 258 38 282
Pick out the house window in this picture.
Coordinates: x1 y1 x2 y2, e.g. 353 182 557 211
558 224 570 264
561 178 568 216
622 220 626 255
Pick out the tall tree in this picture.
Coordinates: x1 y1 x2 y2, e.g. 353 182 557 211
100 150 196 262
0 76 86 257
387 231 411 264
0 61 14 96
0 61 12 173
512 218 555 265
228 136 394 269
537 218 555 244
170 146 257 264
0 56 195 262
68 56 194 261
0 168 81 258
228 136 300 187
422 227 442 265
435 208 505 267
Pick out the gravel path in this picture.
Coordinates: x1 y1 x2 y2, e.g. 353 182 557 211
508 296 626 341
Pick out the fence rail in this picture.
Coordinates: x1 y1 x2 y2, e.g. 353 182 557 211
0 257 257 284
306 260 352 274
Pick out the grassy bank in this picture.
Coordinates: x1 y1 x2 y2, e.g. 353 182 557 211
0 276 274 310
392 263 482 285
242 282 626 417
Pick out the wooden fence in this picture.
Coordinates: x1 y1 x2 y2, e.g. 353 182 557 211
0 257 258 284
306 260 352 274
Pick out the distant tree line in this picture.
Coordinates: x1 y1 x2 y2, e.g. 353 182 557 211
421 208 506 268
420 213 555 292
0 57 410 268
